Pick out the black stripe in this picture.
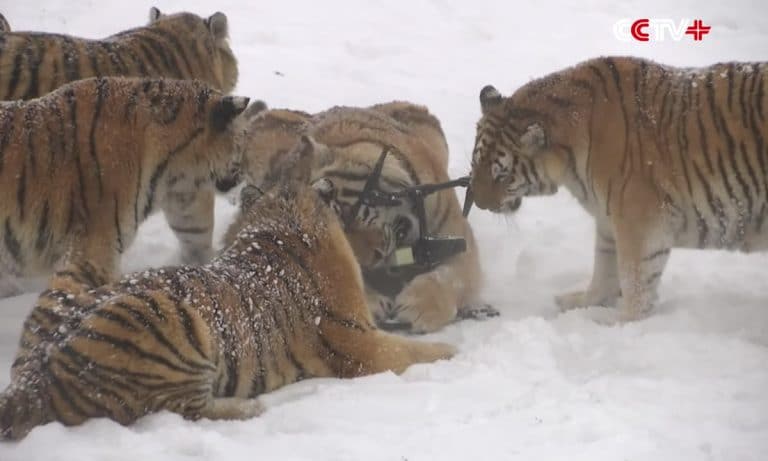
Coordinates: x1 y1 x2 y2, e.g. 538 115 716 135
146 29 194 78
98 42 127 75
48 373 90 423
60 37 80 82
5 48 24 99
143 128 204 218
113 194 124 254
135 33 181 78
174 303 209 361
4 218 21 265
35 201 50 251
112 300 213 372
643 248 670 261
21 37 43 100
0 107 15 174
16 156 26 220
89 78 108 198
72 329 200 375
693 206 708 248
133 161 142 231
726 64 735 111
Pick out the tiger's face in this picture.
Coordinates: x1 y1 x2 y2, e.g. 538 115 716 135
470 85 559 213
313 176 420 269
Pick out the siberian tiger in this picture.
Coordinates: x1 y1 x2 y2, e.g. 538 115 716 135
223 102 483 333
0 137 455 440
0 76 249 297
469 56 768 322
0 7 237 100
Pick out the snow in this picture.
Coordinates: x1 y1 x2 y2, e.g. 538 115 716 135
1 0 767 459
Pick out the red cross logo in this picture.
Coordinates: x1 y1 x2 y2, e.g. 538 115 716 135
685 19 711 41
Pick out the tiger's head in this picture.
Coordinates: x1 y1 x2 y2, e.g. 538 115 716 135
469 85 562 213
148 7 239 93
307 139 420 270
130 78 249 183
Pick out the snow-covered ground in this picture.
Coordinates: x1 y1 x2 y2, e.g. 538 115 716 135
1 0 767 459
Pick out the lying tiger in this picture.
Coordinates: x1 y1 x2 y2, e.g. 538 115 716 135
469 56 768 322
0 77 249 297
222 102 484 333
0 136 455 440
0 7 237 100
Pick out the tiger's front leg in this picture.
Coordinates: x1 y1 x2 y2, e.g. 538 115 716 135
391 238 483 333
392 270 458 333
163 176 216 265
555 222 622 310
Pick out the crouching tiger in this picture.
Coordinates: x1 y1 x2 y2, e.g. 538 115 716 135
469 56 768 322
0 137 454 440
222 102 485 333
0 7 237 100
0 77 249 297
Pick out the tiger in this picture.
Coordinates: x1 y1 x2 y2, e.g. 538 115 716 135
0 7 237 100
468 56 768 322
0 76 250 298
222 102 484 333
0 136 455 440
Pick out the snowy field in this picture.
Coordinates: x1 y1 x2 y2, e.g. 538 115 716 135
1 0 767 459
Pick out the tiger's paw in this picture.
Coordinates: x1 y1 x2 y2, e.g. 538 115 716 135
457 303 500 320
389 274 457 334
555 289 619 311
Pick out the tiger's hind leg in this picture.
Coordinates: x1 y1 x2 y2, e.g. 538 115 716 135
196 398 265 421
163 177 215 265
556 221 622 311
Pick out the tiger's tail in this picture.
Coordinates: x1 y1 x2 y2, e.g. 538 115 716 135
0 364 52 440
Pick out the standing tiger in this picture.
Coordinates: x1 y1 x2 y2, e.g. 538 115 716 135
469 56 768 322
0 7 237 100
0 77 249 297
0 137 455 440
222 102 484 333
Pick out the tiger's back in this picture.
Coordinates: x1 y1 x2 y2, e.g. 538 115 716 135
0 8 237 100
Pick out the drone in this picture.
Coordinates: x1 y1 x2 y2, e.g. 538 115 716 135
348 147 475 298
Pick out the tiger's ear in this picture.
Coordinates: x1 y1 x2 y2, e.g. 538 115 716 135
520 123 547 152
149 7 163 23
288 135 318 183
211 95 250 131
0 13 11 33
480 85 503 114
208 12 229 40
